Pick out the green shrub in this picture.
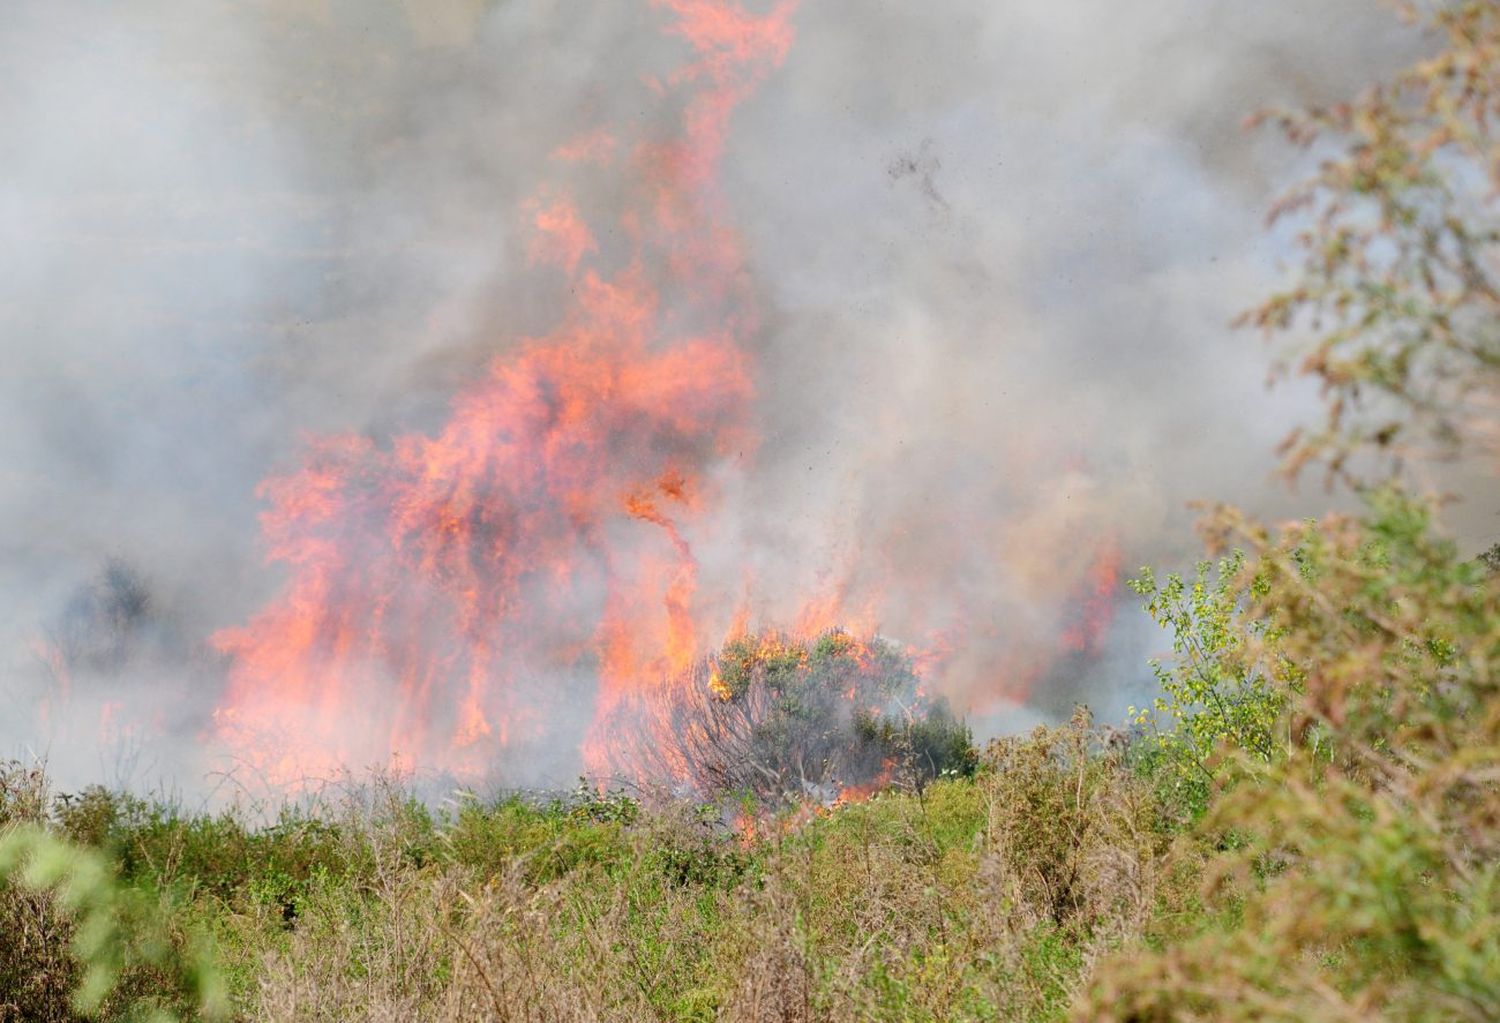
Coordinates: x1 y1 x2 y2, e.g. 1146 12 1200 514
0 824 227 1022
1082 495 1500 1021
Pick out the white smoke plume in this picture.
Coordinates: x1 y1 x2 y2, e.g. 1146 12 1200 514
1 1 1475 793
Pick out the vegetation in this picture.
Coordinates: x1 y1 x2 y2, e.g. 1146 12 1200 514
643 629 977 807
1242 1 1500 485
0 732 1167 1022
1080 4 1500 1017
6 2 1500 1020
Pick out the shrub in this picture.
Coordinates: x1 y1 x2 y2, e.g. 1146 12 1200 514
0 824 227 1022
636 628 977 808
1080 494 1500 1021
981 708 1166 939
1078 6 1500 1015
1126 548 1297 820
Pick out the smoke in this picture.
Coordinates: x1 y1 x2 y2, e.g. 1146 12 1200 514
716 0 1431 719
0 0 1457 792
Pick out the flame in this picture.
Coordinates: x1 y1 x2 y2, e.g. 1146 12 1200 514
30 636 69 734
211 0 795 788
552 129 618 165
525 192 597 275
207 0 1126 794
1060 538 1123 655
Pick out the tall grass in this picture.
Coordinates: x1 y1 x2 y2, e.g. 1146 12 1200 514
1 715 1190 1022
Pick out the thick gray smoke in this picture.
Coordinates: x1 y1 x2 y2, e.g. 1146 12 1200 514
0 1 1464 793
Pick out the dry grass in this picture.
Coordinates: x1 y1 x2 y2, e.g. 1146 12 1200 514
2 715 1182 1023
0 762 77 1023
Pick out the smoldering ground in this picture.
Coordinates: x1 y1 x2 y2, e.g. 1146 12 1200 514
0 0 1467 794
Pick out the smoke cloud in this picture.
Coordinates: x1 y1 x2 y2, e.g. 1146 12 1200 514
0 1 1464 793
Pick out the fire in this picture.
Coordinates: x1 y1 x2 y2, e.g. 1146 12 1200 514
1061 538 1123 655
211 0 795 787
207 0 1126 794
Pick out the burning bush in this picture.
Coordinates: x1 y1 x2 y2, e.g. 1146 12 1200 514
630 629 975 807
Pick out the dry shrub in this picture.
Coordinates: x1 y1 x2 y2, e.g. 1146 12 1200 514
0 883 75 1023
253 777 453 1022
254 864 461 1023
255 794 741 1022
980 709 1161 942
0 778 228 1023
0 761 50 829
0 762 75 1023
443 817 715 1021
3 725 1182 1023
440 866 627 1022
717 871 814 1023
620 629 975 809
700 715 1172 1023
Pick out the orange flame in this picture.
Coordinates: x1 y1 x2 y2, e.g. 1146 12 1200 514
211 0 796 788
1060 538 1123 656
207 0 1126 794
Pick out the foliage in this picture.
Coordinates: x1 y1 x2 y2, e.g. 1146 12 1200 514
1082 492 1500 1021
1078 2 1500 1014
0 812 228 1022
1242 1 1500 483
859 696 980 791
982 708 1167 936
1127 551 1292 814
645 629 977 808
11 5 1500 1023
0 719 1176 1023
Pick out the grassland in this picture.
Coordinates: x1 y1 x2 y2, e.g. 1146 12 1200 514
1 712 1210 1022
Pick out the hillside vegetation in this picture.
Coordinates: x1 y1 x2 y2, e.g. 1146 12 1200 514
6 2 1500 1020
